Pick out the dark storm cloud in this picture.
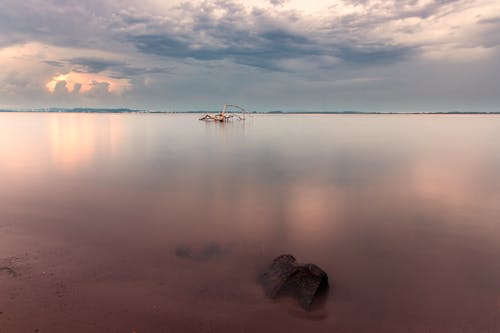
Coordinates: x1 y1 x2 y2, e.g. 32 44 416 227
129 29 324 71
43 56 171 78
130 31 415 70
69 57 126 73
336 46 415 65
122 0 416 71
0 0 455 73
0 0 494 70
108 66 171 79
43 60 65 67
0 0 120 50
129 29 413 70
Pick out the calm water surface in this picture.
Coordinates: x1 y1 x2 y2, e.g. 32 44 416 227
1 113 500 332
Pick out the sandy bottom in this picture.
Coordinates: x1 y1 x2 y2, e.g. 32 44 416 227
0 226 332 333
1 214 500 333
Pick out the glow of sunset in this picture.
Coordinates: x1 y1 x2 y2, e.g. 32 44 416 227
50 115 123 171
46 72 130 94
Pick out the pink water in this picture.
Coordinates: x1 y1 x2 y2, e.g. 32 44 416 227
1 113 500 332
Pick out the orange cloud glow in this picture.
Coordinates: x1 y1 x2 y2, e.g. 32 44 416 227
46 72 130 94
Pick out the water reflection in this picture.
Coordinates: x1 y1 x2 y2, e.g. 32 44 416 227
1 114 500 332
50 115 96 170
49 114 123 171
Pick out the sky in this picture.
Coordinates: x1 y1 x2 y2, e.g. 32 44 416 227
0 0 499 112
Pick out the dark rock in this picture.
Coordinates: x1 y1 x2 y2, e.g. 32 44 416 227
174 243 225 261
0 267 17 277
201 243 222 259
174 246 192 258
261 254 328 310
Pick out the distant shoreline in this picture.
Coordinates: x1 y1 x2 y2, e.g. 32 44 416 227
1 108 499 115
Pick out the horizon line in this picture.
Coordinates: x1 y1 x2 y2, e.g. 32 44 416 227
1 108 499 115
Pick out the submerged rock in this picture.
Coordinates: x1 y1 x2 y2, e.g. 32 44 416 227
261 254 328 310
173 243 224 261
0 266 17 277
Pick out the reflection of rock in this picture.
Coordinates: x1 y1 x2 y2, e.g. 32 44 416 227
261 255 328 310
0 266 17 277
202 243 222 258
174 243 223 260
174 246 192 258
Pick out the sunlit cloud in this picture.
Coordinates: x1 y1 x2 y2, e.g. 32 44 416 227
45 72 131 94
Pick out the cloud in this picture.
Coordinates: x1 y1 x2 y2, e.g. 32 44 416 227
129 29 323 71
46 54 171 79
85 81 112 98
46 72 130 95
44 60 65 67
0 0 499 110
269 0 287 6
3 0 498 70
336 46 415 65
53 80 69 95
478 16 500 25
122 2 419 71
69 57 126 73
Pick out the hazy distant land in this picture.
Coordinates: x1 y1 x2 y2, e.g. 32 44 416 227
0 108 499 114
